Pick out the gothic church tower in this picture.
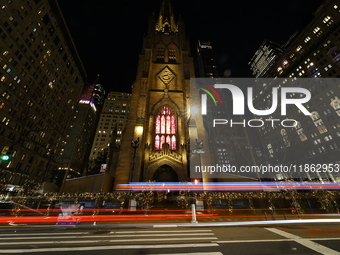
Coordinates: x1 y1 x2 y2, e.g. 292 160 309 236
113 0 195 187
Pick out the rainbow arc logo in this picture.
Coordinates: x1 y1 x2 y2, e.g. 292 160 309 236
197 82 223 106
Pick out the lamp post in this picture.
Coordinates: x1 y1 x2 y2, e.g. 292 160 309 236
195 138 203 179
130 137 140 182
41 149 53 183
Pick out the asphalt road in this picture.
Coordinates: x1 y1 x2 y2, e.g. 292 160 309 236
0 223 340 254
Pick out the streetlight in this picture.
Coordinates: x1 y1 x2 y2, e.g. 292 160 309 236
130 137 140 182
0 146 11 164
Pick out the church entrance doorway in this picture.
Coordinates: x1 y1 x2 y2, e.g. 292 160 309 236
152 165 178 182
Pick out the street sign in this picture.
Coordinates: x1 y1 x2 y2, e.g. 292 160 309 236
100 164 107 172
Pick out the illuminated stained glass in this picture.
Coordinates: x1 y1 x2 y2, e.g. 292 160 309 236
171 135 176 150
155 135 160 150
166 116 171 134
171 115 176 134
155 105 177 150
155 115 161 133
161 135 165 149
161 116 165 134
166 135 171 145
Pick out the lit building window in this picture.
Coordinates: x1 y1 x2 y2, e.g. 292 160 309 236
280 129 290 147
295 122 307 141
156 48 164 61
330 97 340 116
313 27 322 36
154 105 177 150
169 48 176 62
323 16 333 26
310 111 328 134
267 143 274 158
313 27 320 33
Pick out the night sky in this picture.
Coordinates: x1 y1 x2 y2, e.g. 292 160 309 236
57 0 323 94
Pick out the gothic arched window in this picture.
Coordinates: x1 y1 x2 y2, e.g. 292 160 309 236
156 48 165 62
154 105 177 150
169 48 176 63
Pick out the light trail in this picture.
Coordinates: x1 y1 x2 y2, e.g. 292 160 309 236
117 181 340 191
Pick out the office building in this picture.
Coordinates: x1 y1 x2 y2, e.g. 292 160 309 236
196 40 258 180
54 85 97 186
250 0 340 181
0 0 87 185
88 91 131 175
249 39 284 78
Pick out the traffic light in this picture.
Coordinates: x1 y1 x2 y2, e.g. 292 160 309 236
0 146 11 162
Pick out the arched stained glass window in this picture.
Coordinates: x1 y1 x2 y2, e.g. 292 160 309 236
161 116 165 133
155 116 161 133
155 135 160 150
171 135 176 150
171 115 176 134
155 106 177 150
166 116 171 134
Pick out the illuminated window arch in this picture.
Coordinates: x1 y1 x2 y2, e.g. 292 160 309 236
154 105 177 150
168 48 176 63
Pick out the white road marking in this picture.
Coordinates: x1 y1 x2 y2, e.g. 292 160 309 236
0 237 218 246
114 230 212 233
0 232 90 237
0 229 212 237
215 239 291 243
148 253 223 255
265 227 340 255
0 243 219 253
154 225 178 228
0 232 214 240
215 237 340 243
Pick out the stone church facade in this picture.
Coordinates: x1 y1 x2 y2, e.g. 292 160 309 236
113 0 199 187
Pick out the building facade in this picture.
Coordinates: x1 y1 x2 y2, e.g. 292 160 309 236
113 0 207 186
0 0 87 185
54 85 97 186
196 40 220 78
196 41 258 181
248 39 284 78
88 91 131 175
250 0 340 181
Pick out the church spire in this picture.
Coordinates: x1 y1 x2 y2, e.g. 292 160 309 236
155 0 178 34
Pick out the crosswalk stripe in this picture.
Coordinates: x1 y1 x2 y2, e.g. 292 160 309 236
0 237 218 246
0 232 214 240
114 230 212 233
153 225 178 228
0 229 212 237
0 243 220 253
0 231 89 237
147 253 223 255
215 237 340 243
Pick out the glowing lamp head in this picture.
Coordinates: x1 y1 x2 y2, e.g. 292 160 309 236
1 155 9 161
191 106 199 116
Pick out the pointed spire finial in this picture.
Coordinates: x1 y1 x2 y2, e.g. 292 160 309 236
155 0 178 34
